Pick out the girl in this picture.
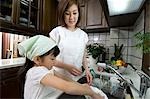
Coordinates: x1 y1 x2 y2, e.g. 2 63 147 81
18 35 105 99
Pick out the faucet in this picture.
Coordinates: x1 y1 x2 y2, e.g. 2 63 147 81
137 71 150 99
127 63 150 98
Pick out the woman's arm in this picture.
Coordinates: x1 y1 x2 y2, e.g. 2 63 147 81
40 73 104 99
82 48 93 85
54 60 82 76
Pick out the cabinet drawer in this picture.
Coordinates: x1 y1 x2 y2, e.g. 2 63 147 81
0 66 23 98
0 66 21 81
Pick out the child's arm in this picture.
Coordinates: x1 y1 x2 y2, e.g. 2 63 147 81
40 73 104 99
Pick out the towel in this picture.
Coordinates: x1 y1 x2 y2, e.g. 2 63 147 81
18 35 57 61
85 86 108 99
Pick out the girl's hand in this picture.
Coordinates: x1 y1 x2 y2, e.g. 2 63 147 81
90 86 107 99
85 69 93 85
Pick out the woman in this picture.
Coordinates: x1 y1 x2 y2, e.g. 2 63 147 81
49 0 92 85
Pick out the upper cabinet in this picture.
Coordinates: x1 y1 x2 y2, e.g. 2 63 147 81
78 0 109 32
0 0 14 22
40 0 58 34
18 0 40 29
0 0 58 36
0 0 41 35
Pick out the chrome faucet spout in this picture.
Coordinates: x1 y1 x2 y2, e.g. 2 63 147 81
127 63 150 98
97 63 150 98
105 64 143 97
138 71 150 99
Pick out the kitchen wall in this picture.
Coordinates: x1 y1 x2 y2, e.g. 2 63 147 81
110 11 144 69
129 11 144 69
87 10 145 69
88 32 110 47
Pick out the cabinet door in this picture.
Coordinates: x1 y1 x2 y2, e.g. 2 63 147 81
0 77 21 98
142 1 150 76
86 0 103 29
0 0 13 22
78 0 108 30
142 53 150 76
18 0 40 30
41 0 58 34
0 0 42 36
78 3 86 29
0 66 22 98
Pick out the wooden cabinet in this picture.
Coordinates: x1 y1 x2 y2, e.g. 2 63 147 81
142 0 150 76
86 0 103 29
78 0 86 29
78 0 109 32
0 0 41 36
0 66 23 98
0 0 58 36
17 0 40 30
40 0 58 34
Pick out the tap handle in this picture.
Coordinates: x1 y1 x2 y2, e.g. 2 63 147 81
126 63 137 71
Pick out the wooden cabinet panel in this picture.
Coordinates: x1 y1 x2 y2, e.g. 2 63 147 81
78 4 86 29
41 0 58 34
142 0 150 76
86 0 102 28
142 53 150 76
78 0 85 6
0 0 42 36
0 66 22 98
78 0 108 31
0 77 21 98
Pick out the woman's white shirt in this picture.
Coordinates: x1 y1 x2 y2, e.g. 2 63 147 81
49 26 88 81
24 66 62 99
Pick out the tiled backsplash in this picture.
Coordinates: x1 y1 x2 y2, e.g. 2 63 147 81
88 32 110 47
87 11 144 69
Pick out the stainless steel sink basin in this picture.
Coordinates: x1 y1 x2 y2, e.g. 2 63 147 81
92 74 133 99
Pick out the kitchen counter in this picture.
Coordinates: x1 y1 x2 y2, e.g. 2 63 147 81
0 57 25 69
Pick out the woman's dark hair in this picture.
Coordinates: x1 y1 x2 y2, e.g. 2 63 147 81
58 0 81 27
18 46 60 97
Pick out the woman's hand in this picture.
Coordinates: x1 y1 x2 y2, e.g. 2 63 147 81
54 60 82 76
85 68 93 85
66 64 82 76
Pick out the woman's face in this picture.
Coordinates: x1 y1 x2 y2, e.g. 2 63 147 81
64 4 79 29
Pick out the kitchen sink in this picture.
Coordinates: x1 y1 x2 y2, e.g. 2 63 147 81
102 85 133 99
92 73 133 99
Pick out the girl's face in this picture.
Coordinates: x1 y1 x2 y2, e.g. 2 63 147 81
64 4 79 29
39 54 56 69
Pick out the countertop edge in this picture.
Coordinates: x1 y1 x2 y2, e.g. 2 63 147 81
0 57 25 69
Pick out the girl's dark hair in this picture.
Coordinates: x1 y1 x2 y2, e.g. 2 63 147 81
18 46 60 97
58 0 81 27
